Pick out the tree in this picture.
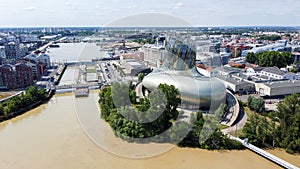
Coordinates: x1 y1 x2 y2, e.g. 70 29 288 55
243 113 273 147
191 110 205 137
0 103 4 116
157 84 180 112
138 73 145 82
246 52 257 64
247 96 265 113
253 51 294 68
7 97 19 113
37 88 47 100
99 82 244 150
290 68 297 73
259 35 281 41
129 90 137 104
276 94 300 153
111 82 136 108
26 86 39 100
99 83 181 141
244 94 300 153
137 98 150 111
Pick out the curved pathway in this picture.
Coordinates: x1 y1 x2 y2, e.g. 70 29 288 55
221 106 248 134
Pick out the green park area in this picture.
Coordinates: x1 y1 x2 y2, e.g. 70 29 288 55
98 82 244 150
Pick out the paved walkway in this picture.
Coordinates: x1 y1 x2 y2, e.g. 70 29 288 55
0 91 24 104
135 82 145 100
220 90 241 127
221 106 248 134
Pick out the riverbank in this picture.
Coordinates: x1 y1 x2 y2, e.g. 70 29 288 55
0 61 68 123
266 148 300 167
0 89 54 123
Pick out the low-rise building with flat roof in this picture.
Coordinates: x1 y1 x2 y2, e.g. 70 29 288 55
260 67 295 80
255 80 300 97
214 66 242 76
216 75 255 94
121 59 150 76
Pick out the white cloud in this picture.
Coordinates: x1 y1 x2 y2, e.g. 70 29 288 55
24 6 36 11
1 0 300 27
174 2 184 9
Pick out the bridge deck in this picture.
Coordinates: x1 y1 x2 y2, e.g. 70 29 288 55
230 136 299 169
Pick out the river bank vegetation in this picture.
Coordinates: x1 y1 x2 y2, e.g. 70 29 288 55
0 86 50 122
99 82 244 150
242 94 300 154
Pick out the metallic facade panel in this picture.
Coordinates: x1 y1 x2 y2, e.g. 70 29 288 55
143 72 226 109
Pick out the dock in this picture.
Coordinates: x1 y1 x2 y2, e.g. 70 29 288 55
75 88 89 97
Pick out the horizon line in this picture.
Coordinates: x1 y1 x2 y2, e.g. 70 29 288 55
0 25 300 29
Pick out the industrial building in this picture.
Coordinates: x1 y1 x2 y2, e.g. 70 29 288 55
260 67 296 80
121 59 150 76
213 65 300 97
216 75 255 94
255 80 300 97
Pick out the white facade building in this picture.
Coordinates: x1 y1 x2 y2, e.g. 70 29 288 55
260 67 296 80
37 53 51 68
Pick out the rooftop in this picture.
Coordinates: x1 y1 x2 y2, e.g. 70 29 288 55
216 75 249 85
215 66 242 74
261 80 300 88
128 61 142 67
262 67 290 76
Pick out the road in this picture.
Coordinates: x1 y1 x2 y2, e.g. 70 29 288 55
221 106 248 134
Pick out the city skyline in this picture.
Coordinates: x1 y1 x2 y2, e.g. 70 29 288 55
1 0 300 27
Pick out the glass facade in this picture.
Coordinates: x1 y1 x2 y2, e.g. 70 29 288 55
164 35 196 71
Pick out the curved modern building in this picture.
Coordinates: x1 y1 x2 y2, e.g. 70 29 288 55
142 34 226 109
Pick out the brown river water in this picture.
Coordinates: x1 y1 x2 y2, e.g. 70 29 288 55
0 92 299 169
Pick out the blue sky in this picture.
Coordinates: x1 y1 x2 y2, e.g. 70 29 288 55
1 0 300 27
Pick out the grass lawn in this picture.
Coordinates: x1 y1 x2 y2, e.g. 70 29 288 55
217 124 230 130
244 107 279 125
229 128 244 137
86 68 97 73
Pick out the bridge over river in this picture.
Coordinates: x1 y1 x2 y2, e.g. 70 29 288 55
55 83 100 90
223 134 299 169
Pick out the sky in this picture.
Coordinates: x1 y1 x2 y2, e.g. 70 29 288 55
1 0 300 27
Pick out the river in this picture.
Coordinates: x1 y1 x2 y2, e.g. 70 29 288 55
0 92 299 169
47 43 106 62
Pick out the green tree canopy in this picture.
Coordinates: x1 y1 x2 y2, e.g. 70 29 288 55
0 103 4 116
138 73 145 82
247 96 265 113
246 51 294 68
246 52 257 64
243 94 300 153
